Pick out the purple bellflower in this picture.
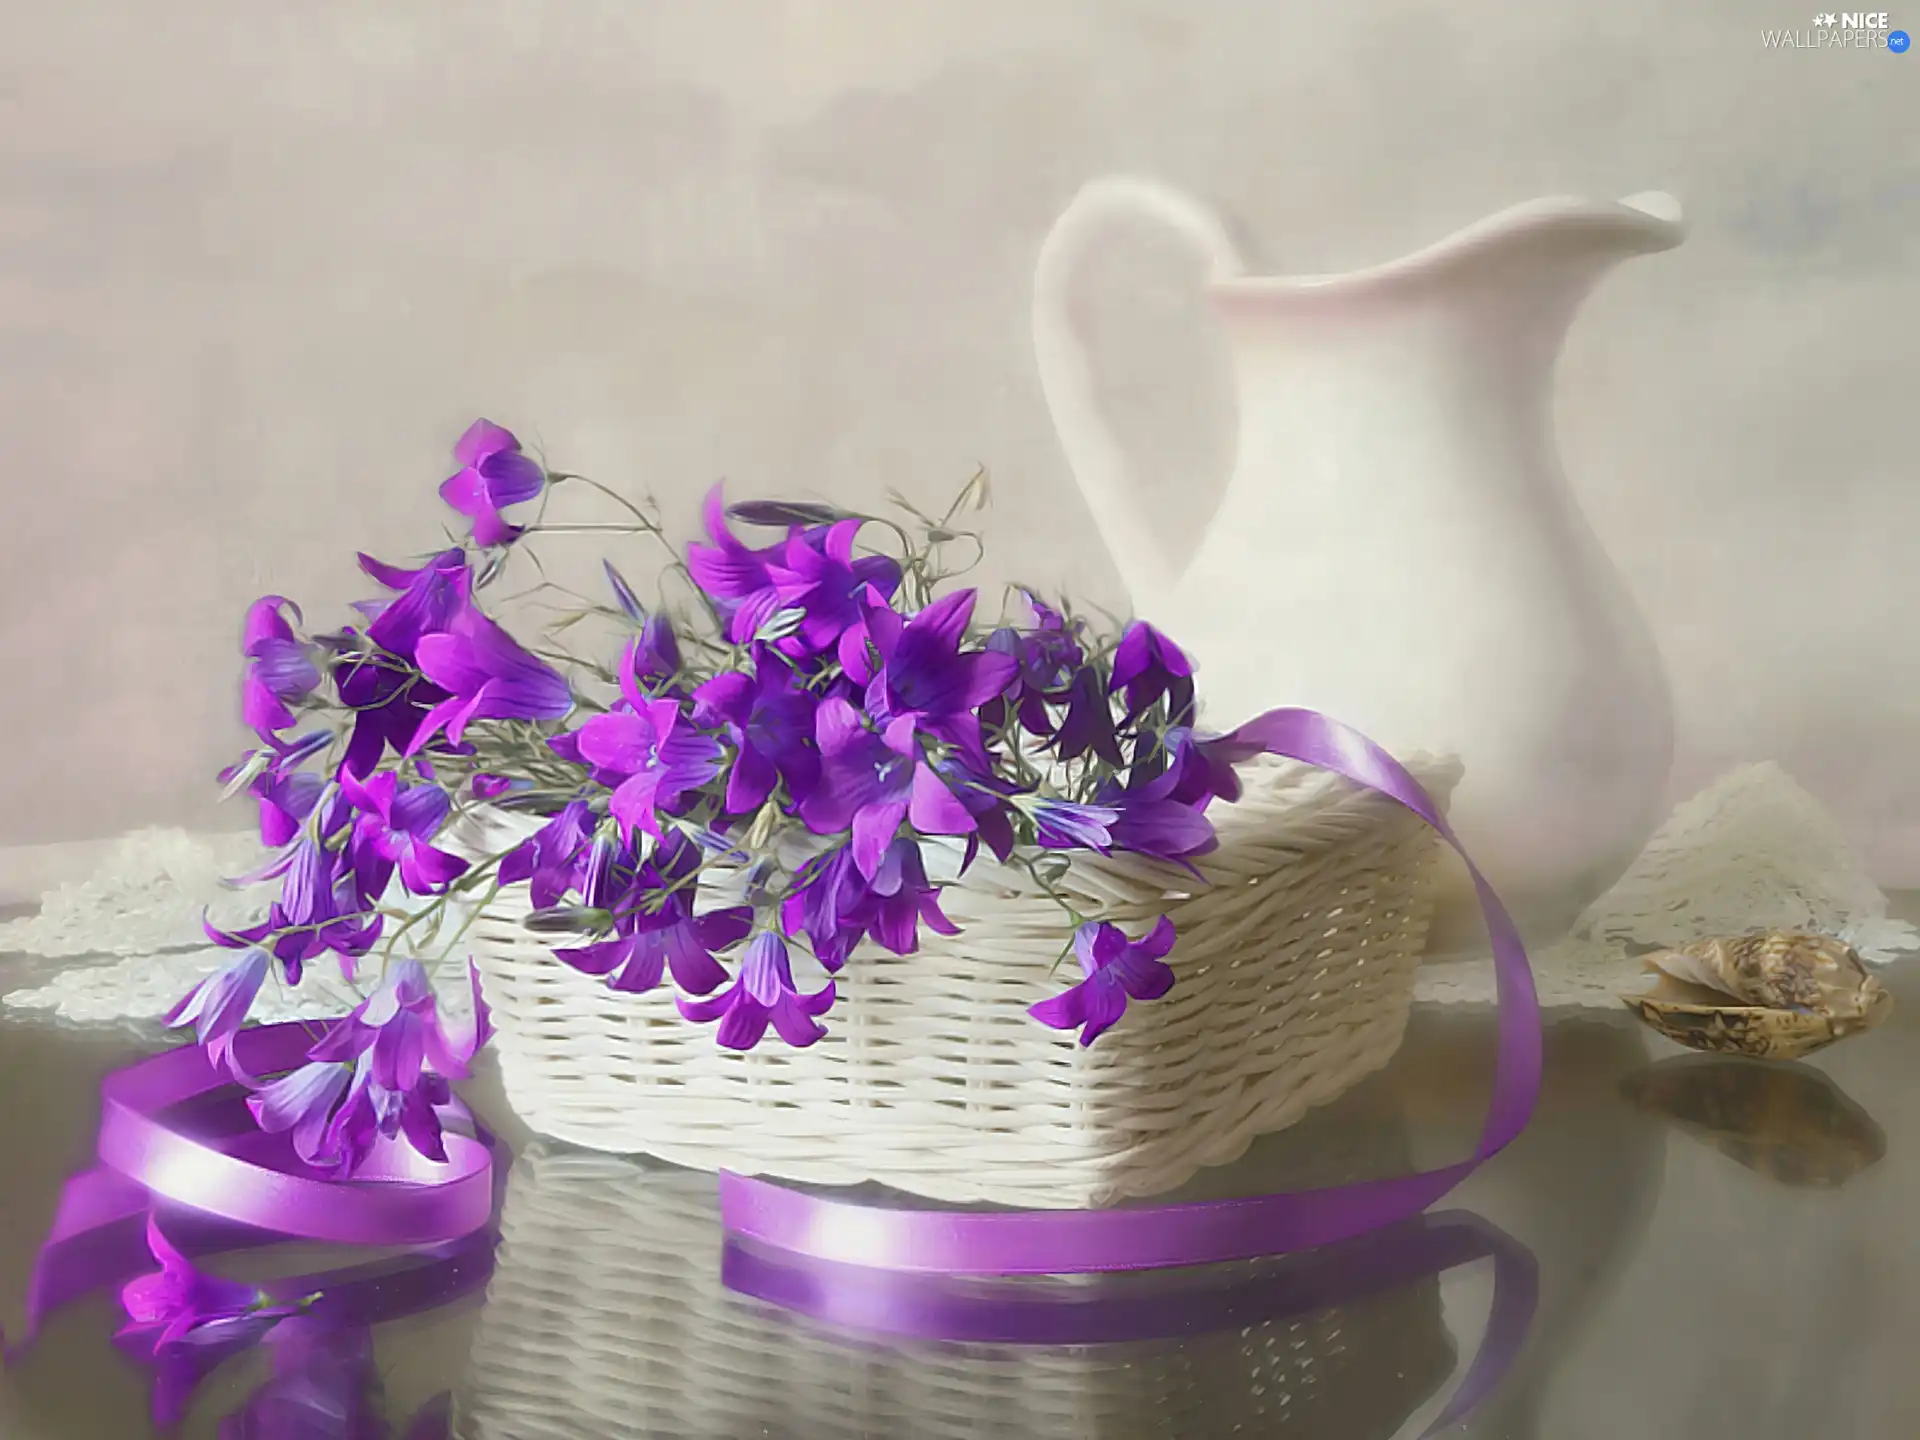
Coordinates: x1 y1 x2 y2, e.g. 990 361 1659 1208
438 419 546 548
255 960 492 1172
118 1216 296 1352
684 486 790 643
761 517 902 655
572 639 725 839
241 597 320 739
1110 620 1195 721
409 606 573 753
841 588 1018 764
982 593 1084 737
677 930 834 1051
497 799 595 909
358 549 471 662
164 946 270 1076
798 697 976 879
220 828 383 984
1053 665 1125 767
1029 796 1120 852
858 837 959 955
1028 918 1178 1046
779 844 867 971
554 834 748 996
339 769 468 898
692 649 821 813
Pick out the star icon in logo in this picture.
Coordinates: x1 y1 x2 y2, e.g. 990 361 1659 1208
1812 10 1836 23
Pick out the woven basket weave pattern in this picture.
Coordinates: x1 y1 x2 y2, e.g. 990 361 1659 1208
467 755 1459 1208
458 1145 1456 1440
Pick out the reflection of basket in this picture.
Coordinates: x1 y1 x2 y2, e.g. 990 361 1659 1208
457 1143 1458 1440
461 755 1460 1208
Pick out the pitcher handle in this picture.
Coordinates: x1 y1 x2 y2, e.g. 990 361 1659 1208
1032 175 1246 614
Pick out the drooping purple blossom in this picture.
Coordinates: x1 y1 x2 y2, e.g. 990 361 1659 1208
118 1216 292 1352
554 834 747 996
262 959 492 1171
222 825 383 984
1028 918 1178 1046
358 549 472 662
692 650 821 813
858 837 959 955
982 593 1085 737
439 419 547 548
677 931 835 1051
164 946 270 1075
408 607 573 753
241 596 321 739
798 698 976 878
1053 665 1125 767
334 648 450 780
497 799 595 909
1095 733 1222 865
933 758 1021 867
339 769 468 898
684 486 790 642
571 639 725 839
778 844 867 971
1110 620 1195 721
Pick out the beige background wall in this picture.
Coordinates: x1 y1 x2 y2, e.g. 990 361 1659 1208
2 0 1916 883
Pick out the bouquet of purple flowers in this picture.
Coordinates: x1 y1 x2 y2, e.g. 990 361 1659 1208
172 420 1258 1178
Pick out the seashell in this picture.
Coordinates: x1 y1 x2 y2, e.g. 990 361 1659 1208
1620 931 1892 1061
1620 1054 1886 1187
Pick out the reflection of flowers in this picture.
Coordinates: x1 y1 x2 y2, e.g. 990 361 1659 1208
117 1216 304 1352
217 1319 452 1440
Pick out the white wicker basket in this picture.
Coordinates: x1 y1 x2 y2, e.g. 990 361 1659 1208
457 1143 1457 1440
456 753 1460 1209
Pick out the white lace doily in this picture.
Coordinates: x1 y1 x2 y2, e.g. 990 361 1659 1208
2 762 1914 1026
1415 761 1919 1008
0 827 476 1030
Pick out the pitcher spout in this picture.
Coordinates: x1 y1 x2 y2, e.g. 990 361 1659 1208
1208 192 1686 308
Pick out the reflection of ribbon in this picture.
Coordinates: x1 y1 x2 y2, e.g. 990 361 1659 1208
726 1208 1536 1438
5 1023 501 1429
722 708 1542 1274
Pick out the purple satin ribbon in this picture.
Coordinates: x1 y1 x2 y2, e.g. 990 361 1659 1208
724 1208 1537 1438
720 707 1543 1275
93 1023 496 1246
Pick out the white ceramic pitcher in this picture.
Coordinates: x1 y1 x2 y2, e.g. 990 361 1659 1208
1033 177 1685 950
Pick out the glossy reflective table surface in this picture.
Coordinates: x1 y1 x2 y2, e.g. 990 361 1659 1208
2 905 1916 1439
